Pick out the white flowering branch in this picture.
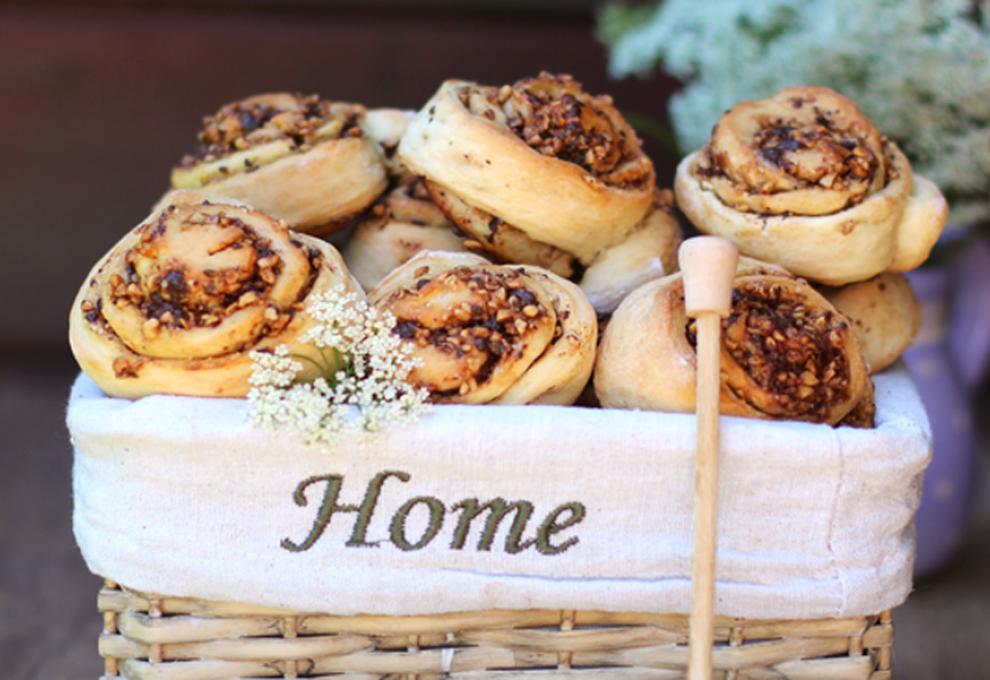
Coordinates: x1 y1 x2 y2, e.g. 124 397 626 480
247 289 430 445
599 0 990 226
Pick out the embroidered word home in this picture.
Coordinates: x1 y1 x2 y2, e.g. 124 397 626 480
282 470 587 556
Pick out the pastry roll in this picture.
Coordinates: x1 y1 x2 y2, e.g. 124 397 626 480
577 189 682 315
595 259 874 426
362 108 414 178
344 177 467 291
347 187 681 314
170 92 388 235
398 73 656 275
675 86 947 285
369 251 597 405
821 272 921 373
69 193 363 399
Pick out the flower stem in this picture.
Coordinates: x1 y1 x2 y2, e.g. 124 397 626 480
288 353 325 373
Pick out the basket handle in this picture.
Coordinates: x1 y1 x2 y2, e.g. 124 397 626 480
679 236 738 680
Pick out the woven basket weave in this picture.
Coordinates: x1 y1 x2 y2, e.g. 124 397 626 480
97 580 892 679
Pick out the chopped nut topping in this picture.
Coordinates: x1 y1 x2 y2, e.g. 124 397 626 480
112 356 143 379
388 266 552 397
460 73 651 188
687 280 853 421
178 93 363 169
142 317 161 338
754 111 880 199
103 206 309 337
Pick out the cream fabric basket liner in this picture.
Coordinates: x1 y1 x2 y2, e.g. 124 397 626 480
68 368 930 620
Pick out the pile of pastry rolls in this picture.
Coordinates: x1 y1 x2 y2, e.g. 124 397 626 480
70 76 947 428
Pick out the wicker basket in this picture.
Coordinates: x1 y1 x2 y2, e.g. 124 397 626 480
97 580 892 679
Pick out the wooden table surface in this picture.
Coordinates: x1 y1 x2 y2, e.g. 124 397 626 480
2 355 989 679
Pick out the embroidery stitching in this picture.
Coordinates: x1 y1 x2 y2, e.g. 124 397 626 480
449 497 536 553
282 469 586 556
390 496 446 551
536 502 586 555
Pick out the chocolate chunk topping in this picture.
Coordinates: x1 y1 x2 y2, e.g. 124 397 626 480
687 280 853 421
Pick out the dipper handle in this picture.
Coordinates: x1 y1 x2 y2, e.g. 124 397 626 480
679 236 739 318
679 237 738 680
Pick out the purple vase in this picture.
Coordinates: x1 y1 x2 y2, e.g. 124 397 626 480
947 238 990 390
903 266 976 578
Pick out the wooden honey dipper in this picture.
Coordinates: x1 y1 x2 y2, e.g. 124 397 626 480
679 236 739 680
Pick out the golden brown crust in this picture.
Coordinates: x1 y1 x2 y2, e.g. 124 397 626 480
821 272 920 373
675 86 947 285
577 189 682 315
398 74 655 265
169 92 387 235
344 178 468 291
595 258 873 426
368 251 596 405
424 179 577 278
69 192 363 398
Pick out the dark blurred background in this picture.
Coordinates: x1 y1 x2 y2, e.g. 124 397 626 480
3 0 683 355
1 2 988 678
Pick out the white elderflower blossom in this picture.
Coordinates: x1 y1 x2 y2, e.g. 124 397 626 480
599 0 990 226
247 289 430 445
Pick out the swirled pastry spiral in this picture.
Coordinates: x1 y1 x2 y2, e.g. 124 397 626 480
344 177 467 291
170 92 388 235
69 194 363 398
398 73 655 273
595 259 874 426
369 251 597 405
821 272 920 373
675 86 947 285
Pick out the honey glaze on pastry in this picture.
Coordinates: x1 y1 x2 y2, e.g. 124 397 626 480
399 73 655 269
69 193 364 398
595 259 873 426
675 86 947 285
170 93 387 235
369 251 596 405
345 177 468 290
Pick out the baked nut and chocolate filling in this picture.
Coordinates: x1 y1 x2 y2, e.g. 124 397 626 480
369 251 596 405
485 73 652 188
698 87 888 216
69 192 364 398
169 92 387 235
690 280 856 423
595 259 873 426
675 86 947 285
